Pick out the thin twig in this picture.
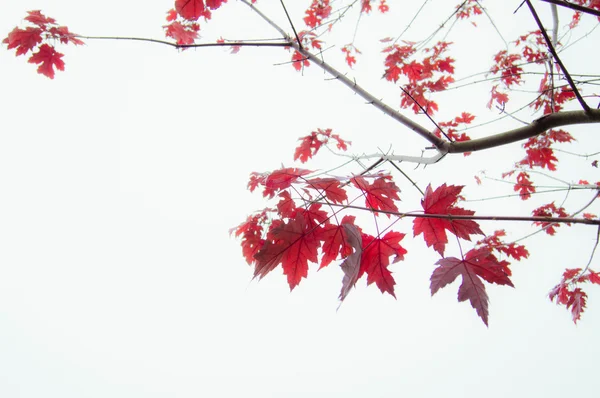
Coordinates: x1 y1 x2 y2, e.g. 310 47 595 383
279 0 303 50
78 35 290 49
314 202 600 226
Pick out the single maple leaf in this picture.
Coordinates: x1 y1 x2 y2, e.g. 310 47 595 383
338 223 363 301
359 231 407 297
27 44 64 79
351 175 400 215
431 248 513 326
3 26 43 56
292 50 310 71
24 10 56 26
319 215 356 269
254 214 321 290
175 0 205 20
48 26 85 45
205 0 227 10
257 167 312 198
305 177 348 204
413 184 483 256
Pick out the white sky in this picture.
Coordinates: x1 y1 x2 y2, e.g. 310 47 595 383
1 1 599 397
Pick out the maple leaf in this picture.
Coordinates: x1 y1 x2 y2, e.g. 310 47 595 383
254 214 321 290
276 191 296 219
3 26 43 56
175 0 206 20
338 223 363 301
205 0 227 10
27 44 64 79
263 167 312 198
48 26 85 45
413 184 483 256
164 21 199 45
351 175 400 215
24 10 56 26
431 248 513 326
230 210 268 265
532 202 569 235
292 50 310 71
293 128 350 163
515 171 535 200
305 177 348 204
359 231 407 297
319 215 355 269
477 230 529 261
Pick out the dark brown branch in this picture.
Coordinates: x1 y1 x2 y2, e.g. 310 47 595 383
317 202 600 226
442 109 600 153
539 0 600 18
525 0 590 111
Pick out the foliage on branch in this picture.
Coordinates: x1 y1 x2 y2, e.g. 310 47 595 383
5 0 600 325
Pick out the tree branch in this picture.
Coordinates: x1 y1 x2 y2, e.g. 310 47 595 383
539 0 600 18
526 0 590 111
316 202 600 226
442 109 600 153
78 35 291 49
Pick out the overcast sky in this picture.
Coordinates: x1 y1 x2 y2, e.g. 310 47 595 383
1 1 599 397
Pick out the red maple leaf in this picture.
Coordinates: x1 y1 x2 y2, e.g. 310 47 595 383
175 0 206 20
351 175 400 215
293 128 350 163
477 230 529 261
48 26 85 45
413 184 483 255
338 223 363 301
3 26 43 56
164 21 199 45
230 210 268 265
359 231 407 297
292 50 310 71
319 215 355 269
305 177 348 204
254 214 321 290
27 44 64 79
264 167 312 197
515 171 535 200
24 10 56 26
431 248 513 326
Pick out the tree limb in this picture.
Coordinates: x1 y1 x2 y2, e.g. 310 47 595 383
539 0 600 18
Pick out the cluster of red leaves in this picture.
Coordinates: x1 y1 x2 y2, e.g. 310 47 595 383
435 112 474 152
164 8 201 45
360 0 390 14
303 0 332 28
294 128 351 163
382 41 455 114
550 268 600 323
456 0 483 21
235 167 409 298
235 160 526 325
531 202 570 235
518 129 574 171
568 0 600 29
3 10 84 79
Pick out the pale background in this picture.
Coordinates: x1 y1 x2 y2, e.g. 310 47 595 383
1 1 599 397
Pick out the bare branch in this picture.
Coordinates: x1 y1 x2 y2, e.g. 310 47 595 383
540 0 600 18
